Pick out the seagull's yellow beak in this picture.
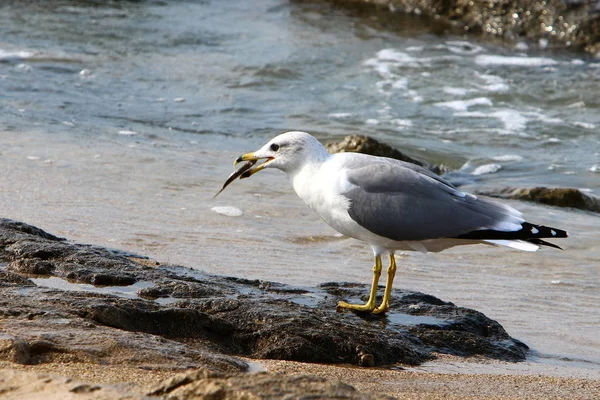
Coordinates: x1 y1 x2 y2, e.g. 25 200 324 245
234 153 274 179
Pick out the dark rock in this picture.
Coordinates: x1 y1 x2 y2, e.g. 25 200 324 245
8 259 56 275
325 0 600 53
138 280 228 300
326 135 449 175
0 218 64 241
85 301 235 338
478 187 600 213
0 270 35 287
69 384 101 394
0 218 528 373
89 273 136 286
0 337 32 364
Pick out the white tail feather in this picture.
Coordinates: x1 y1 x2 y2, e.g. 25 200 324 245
484 239 539 252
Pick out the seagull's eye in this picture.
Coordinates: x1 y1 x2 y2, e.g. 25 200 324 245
270 143 280 152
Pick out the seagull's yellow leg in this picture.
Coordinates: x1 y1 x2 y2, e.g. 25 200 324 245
337 255 382 312
373 254 397 314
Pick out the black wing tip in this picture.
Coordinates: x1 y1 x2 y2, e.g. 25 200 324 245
523 222 568 239
457 222 568 247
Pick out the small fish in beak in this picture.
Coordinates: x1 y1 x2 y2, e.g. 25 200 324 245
213 159 257 198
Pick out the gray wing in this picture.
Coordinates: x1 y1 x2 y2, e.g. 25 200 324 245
341 157 522 241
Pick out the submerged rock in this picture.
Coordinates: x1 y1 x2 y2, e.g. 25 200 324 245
478 187 600 213
326 135 449 175
0 218 527 373
326 0 599 53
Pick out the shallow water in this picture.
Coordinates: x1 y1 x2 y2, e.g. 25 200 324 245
1 0 599 376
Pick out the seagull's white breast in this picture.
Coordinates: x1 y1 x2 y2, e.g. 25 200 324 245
291 157 353 234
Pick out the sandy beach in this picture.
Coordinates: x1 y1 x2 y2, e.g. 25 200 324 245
2 356 599 400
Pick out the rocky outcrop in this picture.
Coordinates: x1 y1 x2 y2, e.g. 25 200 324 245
478 187 600 212
324 0 599 53
0 218 528 375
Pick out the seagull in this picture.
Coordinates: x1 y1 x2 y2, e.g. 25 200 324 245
234 131 567 314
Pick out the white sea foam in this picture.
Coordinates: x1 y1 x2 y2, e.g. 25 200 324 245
375 80 391 93
363 49 423 78
483 82 510 92
589 165 600 173
0 49 34 61
391 78 408 90
211 206 243 217
474 55 558 67
408 90 423 102
520 111 563 126
515 42 529 51
434 97 492 112
377 105 392 117
476 73 510 92
445 40 484 55
490 110 529 132
454 109 529 133
118 130 137 136
390 119 413 128
472 164 502 175
492 155 524 162
376 78 408 94
328 113 352 119
15 63 32 72
442 87 477 96
574 121 597 130
365 119 380 125
365 61 393 79
375 48 418 64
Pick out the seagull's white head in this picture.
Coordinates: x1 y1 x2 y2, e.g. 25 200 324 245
236 131 330 177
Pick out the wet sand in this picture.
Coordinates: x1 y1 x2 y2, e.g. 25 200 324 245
2 357 599 400
261 358 600 400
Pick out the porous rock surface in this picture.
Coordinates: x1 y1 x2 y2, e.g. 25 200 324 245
324 0 600 53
